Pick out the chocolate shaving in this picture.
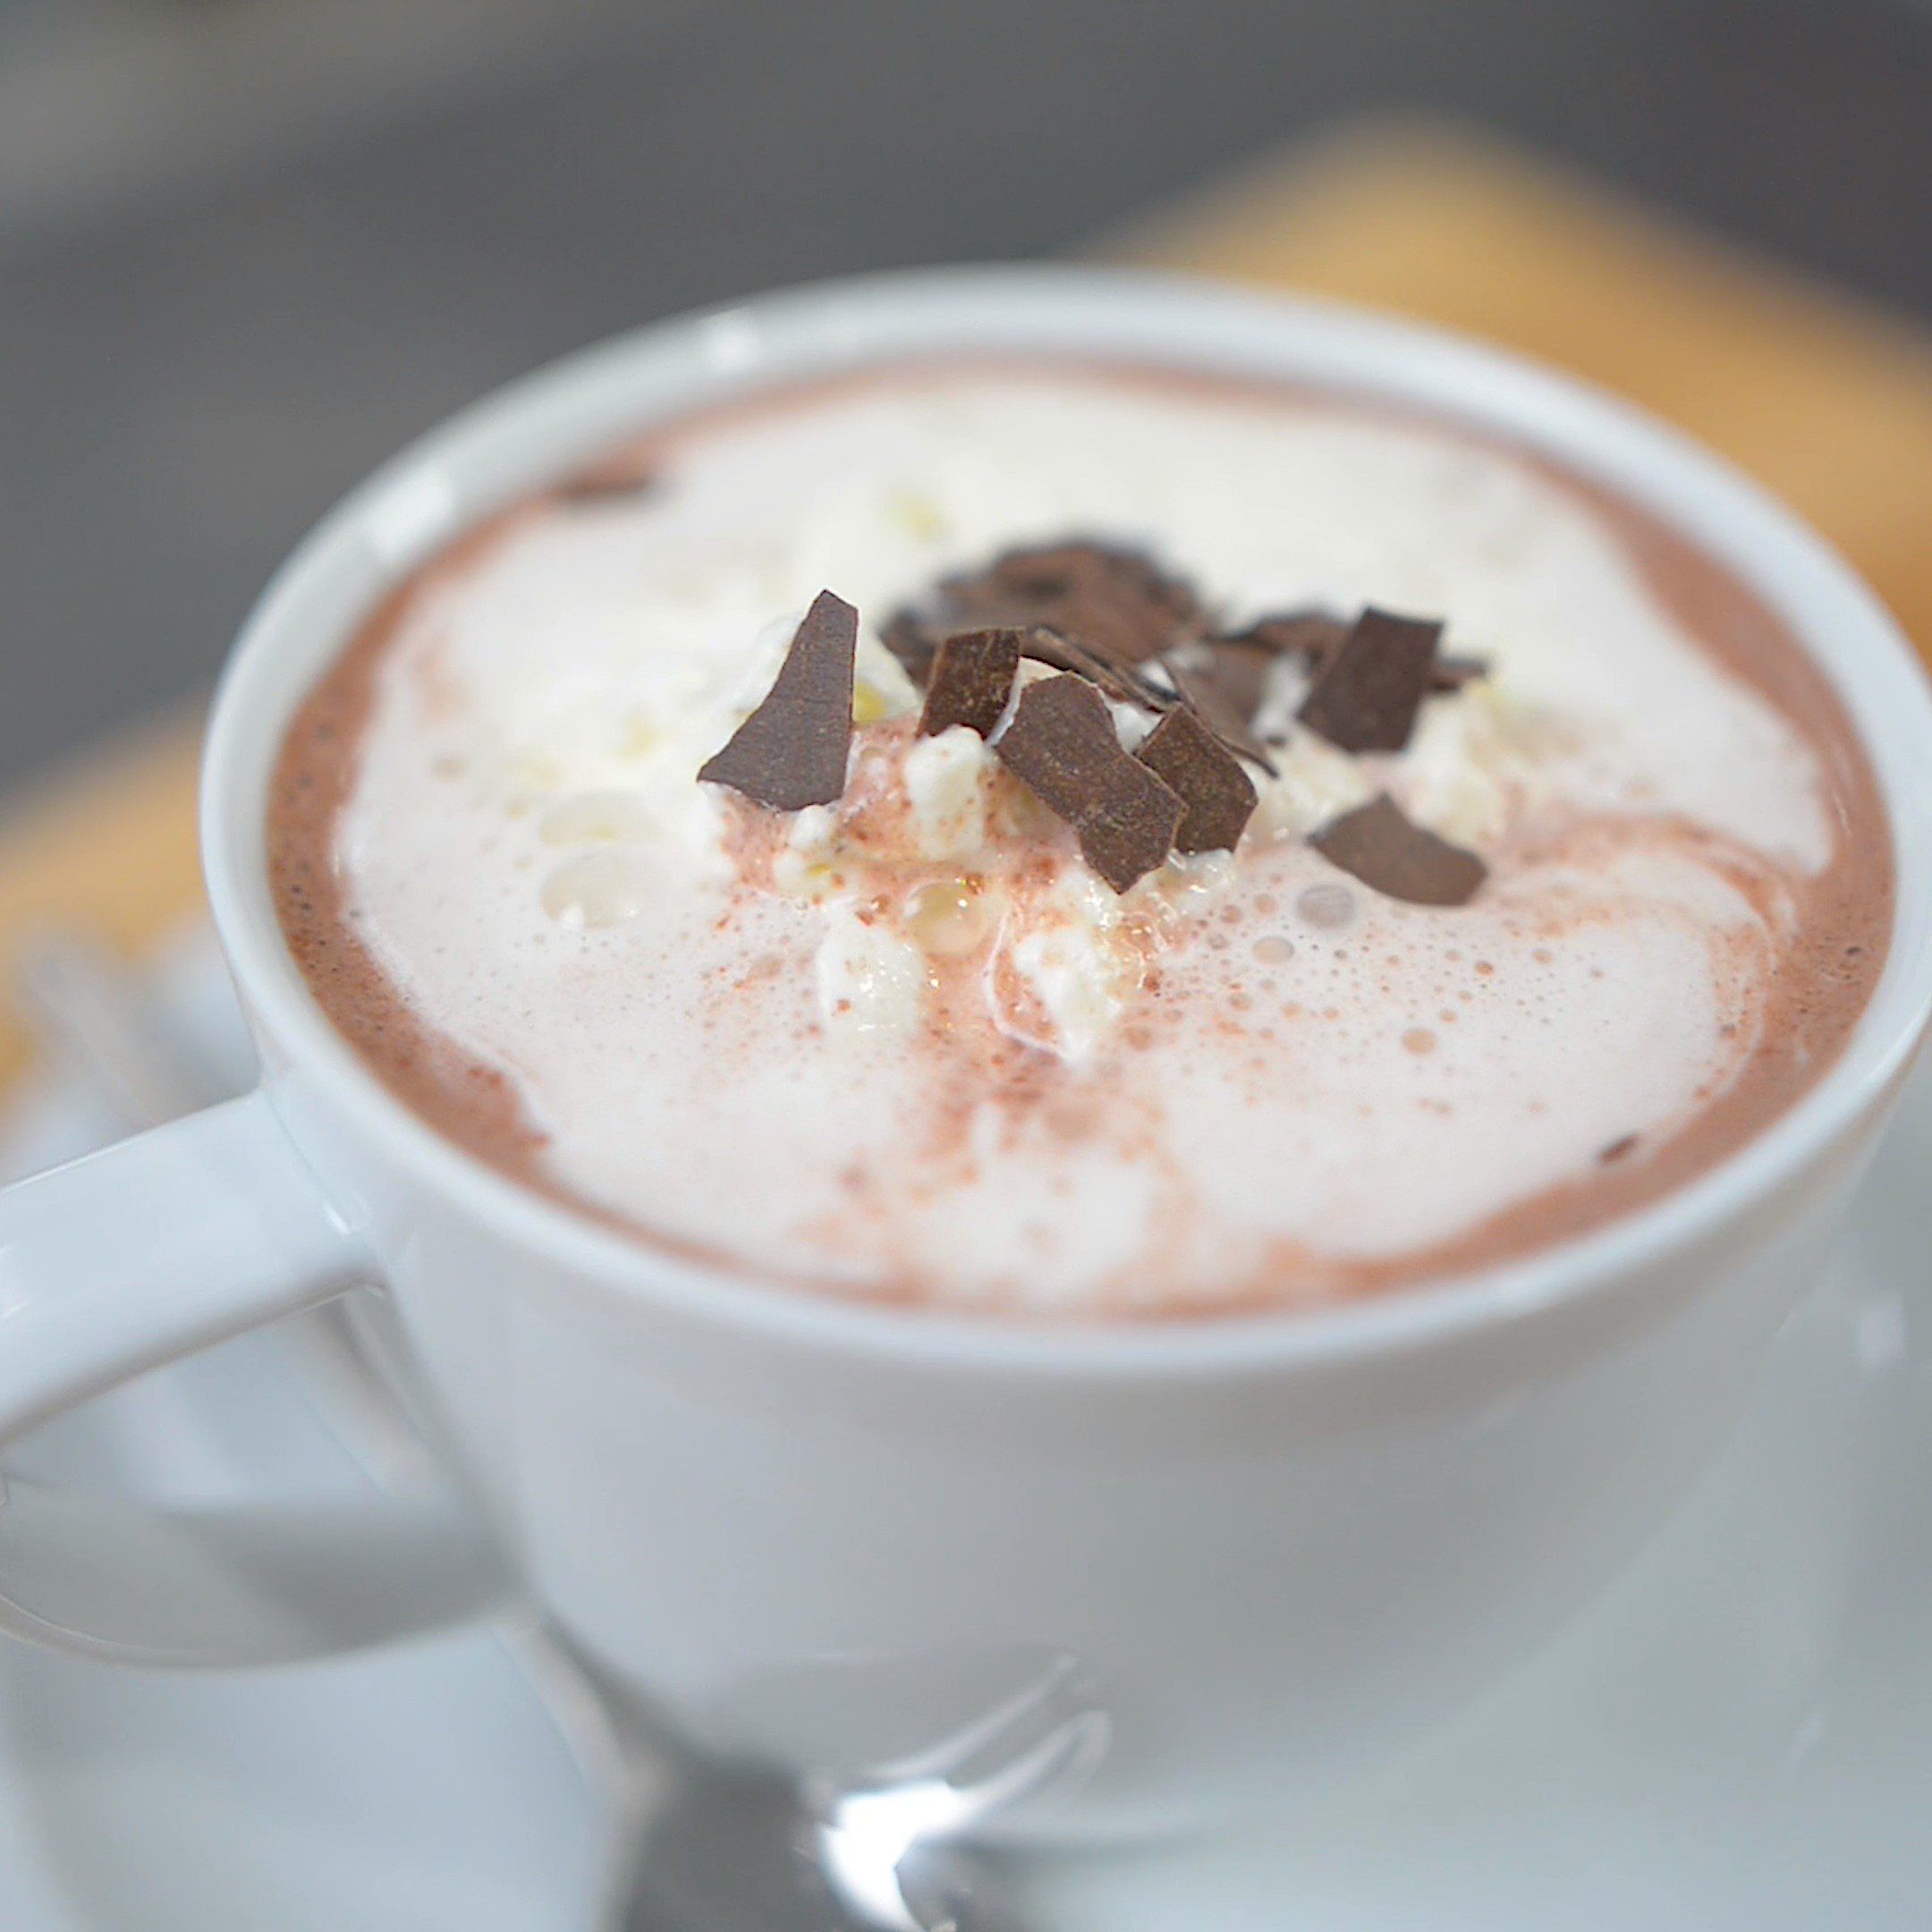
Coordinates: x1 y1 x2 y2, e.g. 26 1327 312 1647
554 460 658 504
881 610 945 690
698 589 857 810
1297 607 1444 754
995 674 1183 892
883 539 1204 684
1431 653 1490 693
1223 608 1483 697
1189 640 1274 726
1017 627 1175 716
1224 608 1352 668
1309 793 1487 907
1135 706 1257 853
1172 609 1349 744
1164 659 1278 775
981 541 1206 664
919 628 1021 739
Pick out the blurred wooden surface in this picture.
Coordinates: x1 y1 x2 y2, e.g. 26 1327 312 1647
4 121 1930 1096
1123 123 1932 652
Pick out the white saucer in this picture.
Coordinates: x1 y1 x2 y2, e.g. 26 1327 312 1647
2 935 1929 1929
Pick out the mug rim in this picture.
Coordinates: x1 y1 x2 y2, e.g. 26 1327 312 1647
200 262 1932 1376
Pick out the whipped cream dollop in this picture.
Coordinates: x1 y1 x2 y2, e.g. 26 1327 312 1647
327 367 1849 1311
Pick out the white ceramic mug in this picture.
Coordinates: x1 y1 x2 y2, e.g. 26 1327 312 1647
3 268 1928 1843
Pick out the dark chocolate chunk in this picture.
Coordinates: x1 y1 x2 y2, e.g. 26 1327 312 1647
698 589 857 810
1135 706 1258 854
1309 793 1487 907
1297 607 1444 753
995 674 1183 892
919 628 1021 739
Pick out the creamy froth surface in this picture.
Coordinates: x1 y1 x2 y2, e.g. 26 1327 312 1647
271 364 1889 1315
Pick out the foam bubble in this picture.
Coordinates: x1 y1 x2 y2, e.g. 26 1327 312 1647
1297 884 1356 929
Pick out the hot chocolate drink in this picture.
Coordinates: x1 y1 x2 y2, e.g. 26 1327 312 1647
269 361 1891 1317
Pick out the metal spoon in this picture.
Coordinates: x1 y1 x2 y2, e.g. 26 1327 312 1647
11 930 1079 1930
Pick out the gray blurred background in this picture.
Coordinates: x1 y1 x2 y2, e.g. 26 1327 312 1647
4 0 1931 794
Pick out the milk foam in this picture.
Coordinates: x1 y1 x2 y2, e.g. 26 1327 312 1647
330 369 1840 1309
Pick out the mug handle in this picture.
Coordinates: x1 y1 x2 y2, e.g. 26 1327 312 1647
0 1089 514 1665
